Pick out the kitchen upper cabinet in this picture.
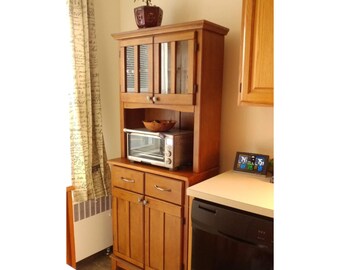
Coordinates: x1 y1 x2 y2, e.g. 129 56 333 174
116 30 197 106
113 20 229 174
238 0 274 106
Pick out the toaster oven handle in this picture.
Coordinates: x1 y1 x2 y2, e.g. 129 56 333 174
123 128 161 137
154 184 172 192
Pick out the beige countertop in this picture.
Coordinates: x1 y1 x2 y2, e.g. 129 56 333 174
187 170 274 218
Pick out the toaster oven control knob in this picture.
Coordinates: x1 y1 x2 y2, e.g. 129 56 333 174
166 158 172 164
165 151 171 157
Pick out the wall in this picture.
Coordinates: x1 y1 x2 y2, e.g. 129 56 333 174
99 0 273 170
95 0 121 160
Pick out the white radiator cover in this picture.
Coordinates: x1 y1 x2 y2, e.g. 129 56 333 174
74 210 113 262
73 195 113 262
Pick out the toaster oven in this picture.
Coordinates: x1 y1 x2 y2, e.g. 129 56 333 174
124 128 193 170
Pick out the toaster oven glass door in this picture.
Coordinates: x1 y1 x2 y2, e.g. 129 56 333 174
127 133 165 163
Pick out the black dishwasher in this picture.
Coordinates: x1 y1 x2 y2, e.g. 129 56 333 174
191 198 273 270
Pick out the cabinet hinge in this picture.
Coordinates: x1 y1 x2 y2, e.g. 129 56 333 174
183 217 186 225
193 84 198 93
239 83 242 93
182 263 185 270
195 42 199 52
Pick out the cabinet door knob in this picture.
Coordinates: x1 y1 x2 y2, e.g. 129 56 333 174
146 95 152 102
137 197 143 203
152 96 158 103
143 199 148 206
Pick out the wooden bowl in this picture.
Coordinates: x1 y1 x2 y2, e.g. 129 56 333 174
142 120 176 132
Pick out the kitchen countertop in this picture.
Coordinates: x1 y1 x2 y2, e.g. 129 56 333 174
187 170 274 218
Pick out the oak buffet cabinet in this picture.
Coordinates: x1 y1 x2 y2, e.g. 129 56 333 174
109 20 229 270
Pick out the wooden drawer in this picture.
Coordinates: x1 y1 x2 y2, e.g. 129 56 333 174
112 166 144 194
111 253 143 270
145 174 183 205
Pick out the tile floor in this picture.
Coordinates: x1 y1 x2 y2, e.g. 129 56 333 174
76 247 112 270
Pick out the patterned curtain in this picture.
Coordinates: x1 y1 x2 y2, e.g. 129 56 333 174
68 0 111 203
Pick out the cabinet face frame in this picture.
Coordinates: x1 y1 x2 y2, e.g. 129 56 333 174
239 0 274 106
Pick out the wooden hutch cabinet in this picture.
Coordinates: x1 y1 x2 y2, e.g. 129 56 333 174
238 0 274 106
109 20 229 270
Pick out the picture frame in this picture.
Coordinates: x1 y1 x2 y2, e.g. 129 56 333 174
233 152 269 175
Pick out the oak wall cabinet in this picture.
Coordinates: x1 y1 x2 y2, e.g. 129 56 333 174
238 0 274 106
109 20 229 270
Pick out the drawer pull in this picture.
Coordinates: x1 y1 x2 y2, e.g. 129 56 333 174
121 177 135 183
154 184 172 192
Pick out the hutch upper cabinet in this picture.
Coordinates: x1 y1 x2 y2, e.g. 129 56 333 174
238 0 274 106
110 20 229 270
112 20 229 174
116 28 197 106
